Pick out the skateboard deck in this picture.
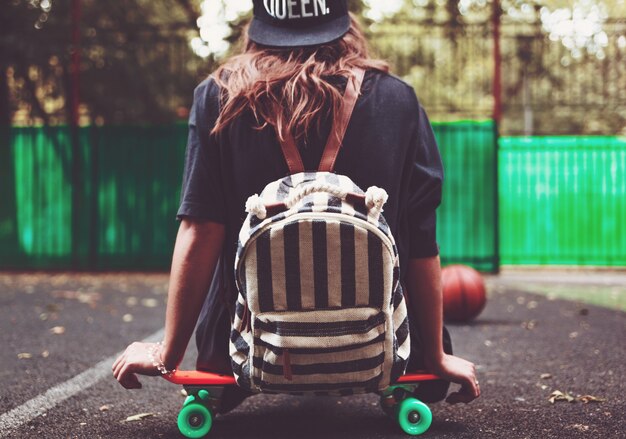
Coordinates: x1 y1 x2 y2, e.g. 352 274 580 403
165 370 442 437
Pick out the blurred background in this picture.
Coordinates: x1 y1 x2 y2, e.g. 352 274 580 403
1 0 625 272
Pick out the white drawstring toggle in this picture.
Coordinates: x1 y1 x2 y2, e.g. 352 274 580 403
245 194 267 220
365 186 388 214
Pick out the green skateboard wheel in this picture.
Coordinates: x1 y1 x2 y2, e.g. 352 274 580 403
183 395 196 407
177 403 213 438
396 398 432 436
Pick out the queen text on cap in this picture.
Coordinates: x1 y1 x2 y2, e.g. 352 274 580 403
263 0 330 20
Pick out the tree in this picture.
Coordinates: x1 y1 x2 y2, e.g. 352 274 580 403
365 0 626 134
2 0 624 133
1 0 217 126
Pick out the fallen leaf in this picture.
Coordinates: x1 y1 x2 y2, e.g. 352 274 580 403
549 390 575 403
569 424 590 432
51 290 102 306
540 373 552 380
50 326 66 335
569 331 579 339
122 314 133 323
522 320 537 330
17 353 33 359
41 350 49 358
46 303 61 312
578 395 606 404
78 292 101 304
141 298 158 308
99 404 111 412
126 297 138 307
180 389 188 397
124 412 156 422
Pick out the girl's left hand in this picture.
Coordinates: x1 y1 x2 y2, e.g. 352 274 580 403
426 353 480 404
112 342 161 389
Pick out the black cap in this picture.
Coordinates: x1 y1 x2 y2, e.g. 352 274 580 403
248 0 350 48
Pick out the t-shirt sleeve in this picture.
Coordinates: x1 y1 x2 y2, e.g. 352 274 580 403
176 78 226 224
407 104 444 258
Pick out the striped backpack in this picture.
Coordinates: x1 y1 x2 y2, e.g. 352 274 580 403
229 68 410 395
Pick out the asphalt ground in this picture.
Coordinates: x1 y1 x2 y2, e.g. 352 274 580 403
1 271 625 439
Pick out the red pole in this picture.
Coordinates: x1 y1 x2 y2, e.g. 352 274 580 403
492 0 502 125
71 0 81 126
70 0 82 268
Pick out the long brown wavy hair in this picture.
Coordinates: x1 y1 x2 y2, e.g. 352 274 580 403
211 14 388 144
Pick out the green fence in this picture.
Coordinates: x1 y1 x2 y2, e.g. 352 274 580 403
91 125 188 269
5 126 625 270
0 122 500 271
435 121 499 271
499 136 626 266
1 125 188 270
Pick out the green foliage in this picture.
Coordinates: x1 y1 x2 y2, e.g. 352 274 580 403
365 0 626 134
2 0 624 134
1 0 216 125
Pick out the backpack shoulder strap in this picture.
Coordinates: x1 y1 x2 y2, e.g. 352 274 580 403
318 67 366 173
278 130 306 175
276 67 366 175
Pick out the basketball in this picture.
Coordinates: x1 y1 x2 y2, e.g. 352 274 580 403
441 265 486 322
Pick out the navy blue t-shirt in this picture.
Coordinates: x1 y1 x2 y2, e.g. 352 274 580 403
177 70 443 373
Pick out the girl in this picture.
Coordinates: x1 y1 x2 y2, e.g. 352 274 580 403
113 0 480 408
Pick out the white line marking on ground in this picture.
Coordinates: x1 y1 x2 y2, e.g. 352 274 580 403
0 328 165 437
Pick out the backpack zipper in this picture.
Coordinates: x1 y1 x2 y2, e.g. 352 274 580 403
282 349 292 381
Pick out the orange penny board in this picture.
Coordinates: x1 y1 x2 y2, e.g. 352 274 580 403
165 370 440 386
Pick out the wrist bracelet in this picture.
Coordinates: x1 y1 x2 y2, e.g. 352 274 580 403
148 341 176 377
